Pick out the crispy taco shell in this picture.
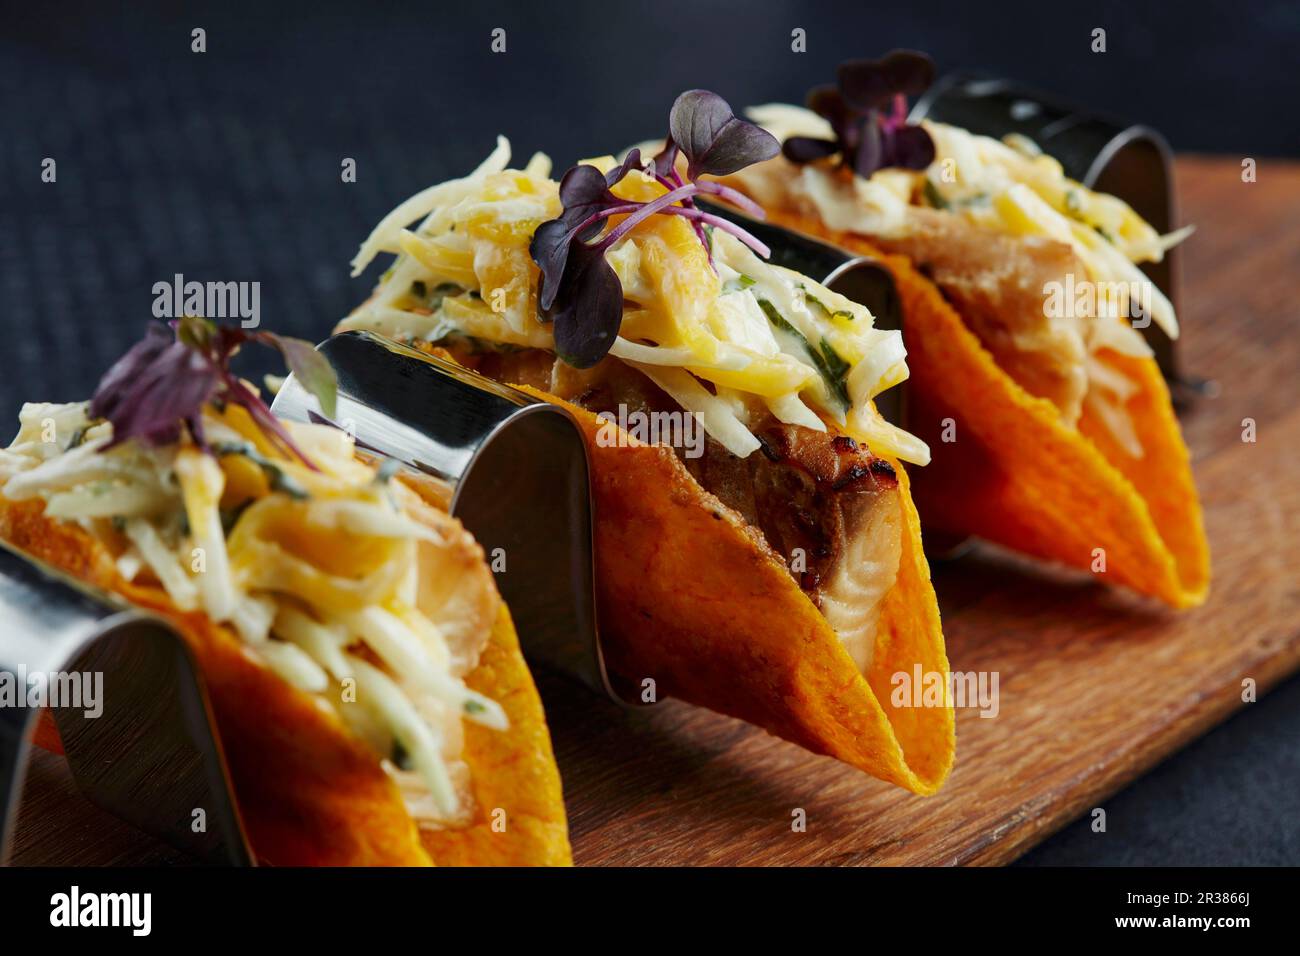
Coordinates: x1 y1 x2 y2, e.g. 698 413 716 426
1 494 571 866
758 207 1209 607
512 385 953 795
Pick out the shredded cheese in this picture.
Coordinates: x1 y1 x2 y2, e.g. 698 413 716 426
734 105 1194 458
0 400 504 826
339 140 928 465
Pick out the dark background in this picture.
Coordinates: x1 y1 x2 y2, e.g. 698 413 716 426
1 0 1297 865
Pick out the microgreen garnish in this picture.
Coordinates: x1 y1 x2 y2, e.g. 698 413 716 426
530 90 780 368
782 50 937 180
90 317 337 468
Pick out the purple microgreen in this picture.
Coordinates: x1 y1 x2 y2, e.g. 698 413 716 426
532 90 778 368
257 331 338 419
89 320 338 469
781 49 937 179
90 322 217 450
781 135 840 164
548 244 625 368
660 89 780 181
837 50 936 110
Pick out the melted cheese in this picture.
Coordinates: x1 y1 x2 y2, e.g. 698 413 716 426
735 105 1194 458
0 400 505 826
339 139 928 466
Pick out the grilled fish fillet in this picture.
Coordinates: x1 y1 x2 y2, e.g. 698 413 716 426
869 207 1090 423
459 347 902 674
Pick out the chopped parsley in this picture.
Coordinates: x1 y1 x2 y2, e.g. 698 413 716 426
801 284 854 322
757 299 852 412
391 740 413 771
211 441 310 501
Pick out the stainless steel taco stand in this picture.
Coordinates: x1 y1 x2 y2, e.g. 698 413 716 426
271 330 640 706
0 329 638 865
913 74 1212 405
0 542 253 865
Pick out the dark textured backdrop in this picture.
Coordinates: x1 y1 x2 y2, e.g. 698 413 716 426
1 1 1297 865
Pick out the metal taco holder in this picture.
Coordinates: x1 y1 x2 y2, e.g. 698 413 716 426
270 330 641 705
0 329 634 864
912 73 1212 405
701 73 1205 558
0 542 253 865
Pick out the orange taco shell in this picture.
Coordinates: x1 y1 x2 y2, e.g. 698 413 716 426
0 494 571 866
514 385 955 796
757 207 1210 609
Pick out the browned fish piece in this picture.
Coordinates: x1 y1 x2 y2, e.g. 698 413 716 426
449 346 902 672
871 207 1089 423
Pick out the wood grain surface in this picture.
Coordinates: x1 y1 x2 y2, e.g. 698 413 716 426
11 157 1300 866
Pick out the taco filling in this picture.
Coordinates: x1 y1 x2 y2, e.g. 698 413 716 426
0 365 507 829
339 133 926 675
724 100 1191 458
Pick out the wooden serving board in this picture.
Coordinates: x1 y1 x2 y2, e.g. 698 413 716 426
11 157 1300 866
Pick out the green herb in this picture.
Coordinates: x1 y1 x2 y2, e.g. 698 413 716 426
463 699 486 715
757 299 851 412
374 457 401 484
433 331 528 356
816 339 852 409
408 281 465 313
801 285 854 322
67 427 87 450
391 740 413 771
924 181 989 211
923 180 951 210
219 500 252 535
266 469 308 500
723 274 756 294
1094 224 1114 243
212 441 310 501
1065 190 1083 216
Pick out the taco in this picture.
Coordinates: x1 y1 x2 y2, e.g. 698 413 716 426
0 320 570 865
337 91 954 795
713 51 1209 608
